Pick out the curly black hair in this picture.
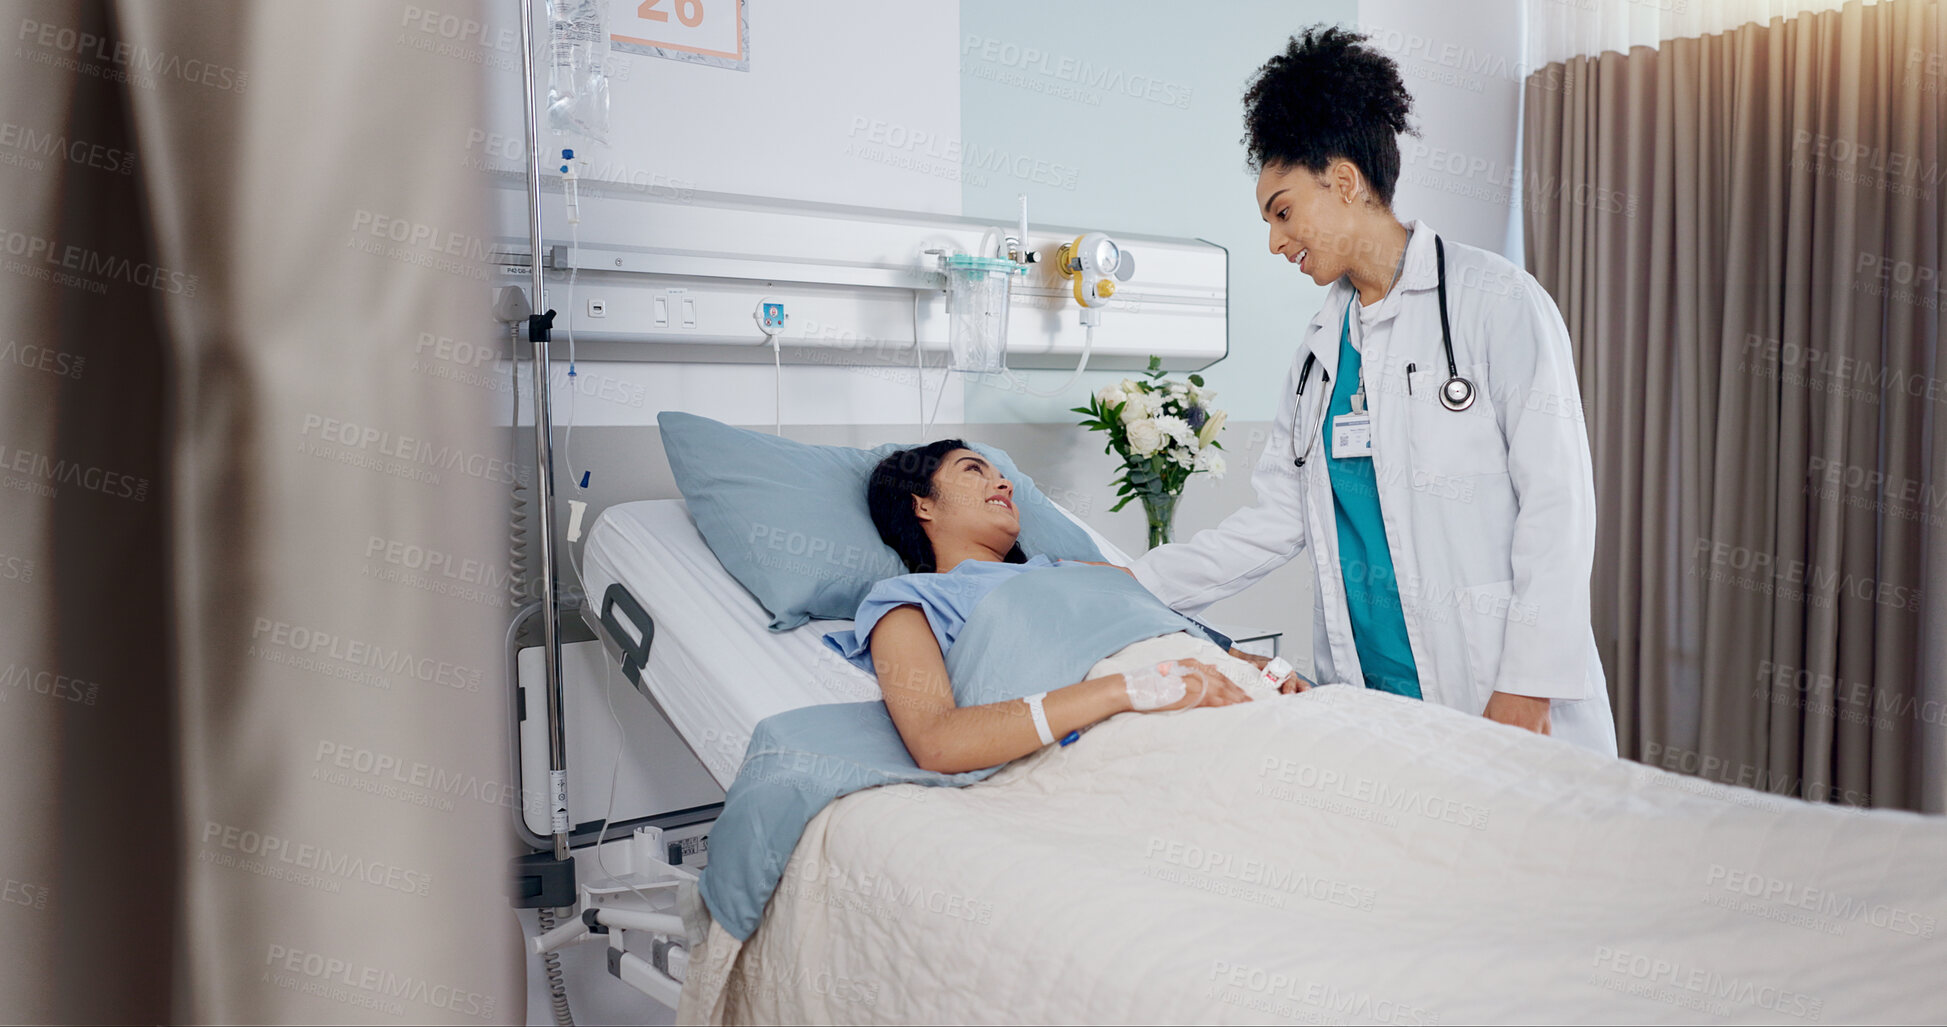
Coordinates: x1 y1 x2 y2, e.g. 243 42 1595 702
1242 25 1415 206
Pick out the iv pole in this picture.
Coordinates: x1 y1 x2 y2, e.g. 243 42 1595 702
512 0 576 908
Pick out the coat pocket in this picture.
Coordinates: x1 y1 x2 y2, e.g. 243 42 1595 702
1405 361 1506 477
1454 578 1515 709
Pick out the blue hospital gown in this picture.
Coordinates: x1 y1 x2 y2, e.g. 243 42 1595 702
823 554 1079 673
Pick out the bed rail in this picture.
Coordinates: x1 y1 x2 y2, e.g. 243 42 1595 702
599 583 656 691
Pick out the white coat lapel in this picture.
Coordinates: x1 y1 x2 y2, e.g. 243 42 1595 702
1304 279 1352 384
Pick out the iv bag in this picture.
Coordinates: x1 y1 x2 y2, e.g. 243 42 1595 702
546 0 610 144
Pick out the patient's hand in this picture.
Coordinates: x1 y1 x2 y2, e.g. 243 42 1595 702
1171 659 1253 710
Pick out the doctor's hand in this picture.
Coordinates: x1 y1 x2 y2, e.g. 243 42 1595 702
1229 648 1271 671
1482 691 1551 736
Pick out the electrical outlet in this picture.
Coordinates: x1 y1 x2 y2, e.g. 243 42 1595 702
587 298 606 318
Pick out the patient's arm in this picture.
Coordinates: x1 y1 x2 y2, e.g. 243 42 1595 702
868 605 1247 775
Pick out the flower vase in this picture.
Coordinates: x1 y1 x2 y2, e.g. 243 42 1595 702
1141 491 1179 550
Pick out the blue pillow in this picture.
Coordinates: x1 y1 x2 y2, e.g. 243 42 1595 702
657 412 1105 630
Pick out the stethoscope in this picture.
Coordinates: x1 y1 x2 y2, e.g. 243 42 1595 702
1291 234 1476 469
1429 236 1477 412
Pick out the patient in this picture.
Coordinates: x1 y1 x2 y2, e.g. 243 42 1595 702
824 440 1303 774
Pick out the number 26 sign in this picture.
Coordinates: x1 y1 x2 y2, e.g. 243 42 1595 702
611 0 749 71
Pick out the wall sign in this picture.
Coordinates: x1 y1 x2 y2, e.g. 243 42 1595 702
610 0 749 72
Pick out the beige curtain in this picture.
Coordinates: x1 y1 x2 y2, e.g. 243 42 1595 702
1 0 521 1021
1525 0 1946 812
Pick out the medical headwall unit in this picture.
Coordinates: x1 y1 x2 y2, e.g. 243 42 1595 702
487 178 1229 371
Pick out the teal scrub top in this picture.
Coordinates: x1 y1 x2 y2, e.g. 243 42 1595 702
1323 300 1423 699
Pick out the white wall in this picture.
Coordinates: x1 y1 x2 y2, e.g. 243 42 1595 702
1358 0 1528 257
954 0 1354 425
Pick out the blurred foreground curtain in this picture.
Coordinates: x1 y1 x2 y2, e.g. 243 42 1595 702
1524 0 1946 812
0 0 522 1021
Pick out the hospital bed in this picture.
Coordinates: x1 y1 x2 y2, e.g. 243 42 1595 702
531 496 1129 1010
557 498 1947 1025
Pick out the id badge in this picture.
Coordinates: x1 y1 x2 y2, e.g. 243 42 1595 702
1331 413 1373 459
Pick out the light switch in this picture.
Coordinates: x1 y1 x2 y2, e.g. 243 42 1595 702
680 298 697 329
652 298 668 326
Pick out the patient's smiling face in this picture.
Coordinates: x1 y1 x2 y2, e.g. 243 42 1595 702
914 449 1019 558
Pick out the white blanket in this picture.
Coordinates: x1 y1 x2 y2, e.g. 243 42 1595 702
679 683 1945 1024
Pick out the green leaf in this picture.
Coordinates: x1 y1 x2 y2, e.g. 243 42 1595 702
1188 374 1204 387
1109 496 1135 513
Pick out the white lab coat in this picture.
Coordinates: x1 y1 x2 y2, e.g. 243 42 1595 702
1133 222 1618 755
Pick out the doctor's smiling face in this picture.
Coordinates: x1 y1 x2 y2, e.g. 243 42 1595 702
1259 158 1377 287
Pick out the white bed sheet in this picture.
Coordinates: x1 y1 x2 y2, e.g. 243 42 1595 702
681 685 1947 1024
578 498 1133 788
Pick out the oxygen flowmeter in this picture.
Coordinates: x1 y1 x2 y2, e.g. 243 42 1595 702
1052 231 1137 325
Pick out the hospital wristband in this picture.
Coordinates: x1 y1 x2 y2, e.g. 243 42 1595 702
1024 692 1054 746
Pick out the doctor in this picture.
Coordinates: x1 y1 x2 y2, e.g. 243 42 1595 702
1130 26 1617 754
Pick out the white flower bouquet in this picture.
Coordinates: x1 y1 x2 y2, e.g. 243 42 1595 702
1071 356 1227 549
